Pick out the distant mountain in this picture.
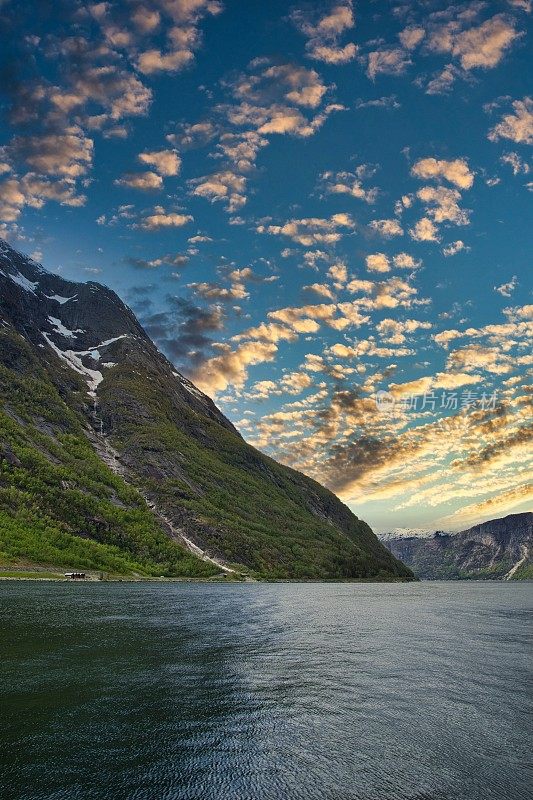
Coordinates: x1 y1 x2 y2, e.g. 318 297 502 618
378 527 433 541
380 513 532 580
0 239 413 581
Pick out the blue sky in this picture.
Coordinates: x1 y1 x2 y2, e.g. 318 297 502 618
0 0 531 531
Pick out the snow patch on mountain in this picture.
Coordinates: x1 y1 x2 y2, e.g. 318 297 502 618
42 332 103 396
44 293 77 305
8 270 38 295
378 527 437 541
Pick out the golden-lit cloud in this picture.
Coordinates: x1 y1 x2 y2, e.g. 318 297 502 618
138 148 181 176
291 1 356 64
368 218 404 237
115 171 163 190
411 157 474 189
192 340 278 394
488 97 533 145
257 213 355 245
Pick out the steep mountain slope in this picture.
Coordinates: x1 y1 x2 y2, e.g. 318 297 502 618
0 240 413 581
381 513 532 580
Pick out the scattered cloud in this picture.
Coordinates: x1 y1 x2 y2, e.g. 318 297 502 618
192 340 278 395
139 207 193 230
411 157 474 189
367 48 412 80
366 253 391 273
291 1 357 64
495 276 518 296
500 151 530 175
138 149 181 176
488 97 533 145
409 217 440 242
115 171 163 190
442 240 469 256
320 168 378 203
369 218 404 238
257 213 356 245
355 95 400 110
426 13 521 70
189 170 247 213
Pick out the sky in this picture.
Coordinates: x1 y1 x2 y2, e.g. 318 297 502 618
0 0 531 532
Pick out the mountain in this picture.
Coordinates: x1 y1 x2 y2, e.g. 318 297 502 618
378 527 433 541
380 513 532 580
0 239 413 581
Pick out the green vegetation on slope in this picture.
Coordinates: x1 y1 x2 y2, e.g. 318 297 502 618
99 360 412 581
0 329 218 578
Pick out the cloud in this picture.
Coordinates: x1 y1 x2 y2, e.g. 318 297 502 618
503 303 533 321
366 253 390 273
127 253 189 270
399 26 426 50
232 322 298 344
409 217 440 242
134 1 222 73
131 6 161 33
192 341 278 395
355 95 400 110
0 173 86 221
427 13 521 70
388 371 481 397
168 120 219 148
188 170 247 213
329 340 414 359
188 281 249 301
411 157 474 189
229 61 328 109
140 207 193 229
226 100 343 139
346 276 422 311
137 47 195 74
269 303 350 332
138 149 181 176
320 168 378 203
393 252 422 269
48 62 152 130
437 483 533 528
328 261 348 286
187 266 275 302
367 48 412 80
417 186 470 225
500 152 530 175
424 64 462 95
215 131 268 171
368 218 404 238
488 97 533 144
304 283 336 300
290 1 357 64
507 0 531 11
143 295 225 366
446 344 514 375
376 318 432 344
495 276 518 296
442 239 469 256
114 171 163 190
257 213 355 245
2 128 94 179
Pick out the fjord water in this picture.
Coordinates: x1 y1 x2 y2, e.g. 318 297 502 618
1 582 531 800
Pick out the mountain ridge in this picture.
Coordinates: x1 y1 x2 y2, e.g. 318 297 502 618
380 512 532 580
0 239 413 581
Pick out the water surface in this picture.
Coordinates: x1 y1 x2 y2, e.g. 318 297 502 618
1 581 531 800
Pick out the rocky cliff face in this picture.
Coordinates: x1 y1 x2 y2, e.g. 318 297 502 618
0 239 413 581
381 513 532 580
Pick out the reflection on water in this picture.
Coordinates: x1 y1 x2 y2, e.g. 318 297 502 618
0 581 531 800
